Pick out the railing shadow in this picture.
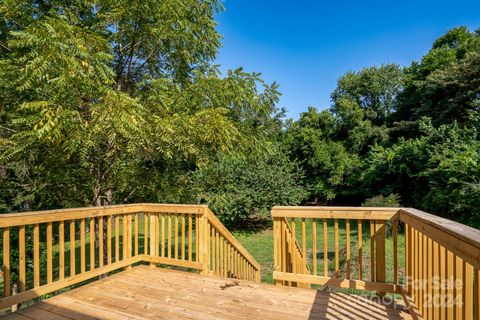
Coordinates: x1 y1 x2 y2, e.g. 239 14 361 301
308 289 412 320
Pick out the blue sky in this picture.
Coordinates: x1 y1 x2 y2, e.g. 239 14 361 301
214 1 480 119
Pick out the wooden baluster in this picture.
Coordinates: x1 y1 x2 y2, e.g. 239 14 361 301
239 256 242 279
405 224 410 293
127 214 132 264
46 222 53 284
465 263 473 320
301 218 306 275
90 218 95 270
34 224 40 287
134 213 139 256
453 256 462 319
173 214 178 259
412 226 416 300
375 220 386 296
242 258 246 280
115 216 120 263
160 214 165 257
174 214 179 259
227 244 231 278
281 220 286 279
3 227 10 297
205 215 211 273
80 219 86 272
143 213 148 255
233 250 236 278
69 221 75 277
312 218 317 276
291 218 296 275
323 219 328 277
167 214 172 258
223 238 227 277
181 214 186 260
433 240 440 319
370 220 377 281
232 250 236 278
122 214 127 260
98 217 104 268
427 237 433 320
229 247 233 277
447 250 455 320
407 225 413 296
59 221 65 280
188 215 193 261
474 267 479 320
346 219 350 279
220 236 224 277
440 245 447 320
211 226 216 273
237 250 241 279
358 220 363 281
216 230 220 275
239 255 242 279
107 216 112 264
393 220 398 286
195 216 199 262
19 225 26 292
334 219 339 277
419 232 424 315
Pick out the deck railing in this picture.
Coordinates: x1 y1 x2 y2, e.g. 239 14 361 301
272 206 480 320
0 203 260 310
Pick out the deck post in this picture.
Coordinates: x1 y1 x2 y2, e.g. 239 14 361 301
149 213 157 267
199 208 210 275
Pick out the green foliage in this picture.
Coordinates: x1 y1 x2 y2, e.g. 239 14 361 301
193 150 307 229
362 194 401 207
332 64 403 126
283 107 358 202
396 27 480 127
362 120 479 224
0 0 478 232
0 0 285 219
284 26 480 227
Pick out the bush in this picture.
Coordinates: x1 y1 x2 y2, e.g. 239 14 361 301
193 151 307 229
362 193 401 207
362 193 401 237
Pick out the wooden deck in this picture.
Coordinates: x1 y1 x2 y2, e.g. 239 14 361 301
3 265 412 320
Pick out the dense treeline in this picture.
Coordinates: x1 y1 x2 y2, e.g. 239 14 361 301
0 2 478 228
285 26 480 227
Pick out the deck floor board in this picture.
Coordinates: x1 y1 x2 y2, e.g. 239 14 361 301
3 266 412 320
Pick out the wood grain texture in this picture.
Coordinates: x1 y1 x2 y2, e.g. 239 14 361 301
3 266 413 320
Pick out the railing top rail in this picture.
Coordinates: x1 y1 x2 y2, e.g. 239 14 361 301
272 206 399 220
399 208 480 247
205 208 261 271
399 208 480 268
0 203 208 228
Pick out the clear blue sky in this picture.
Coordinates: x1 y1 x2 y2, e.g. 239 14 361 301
214 0 480 119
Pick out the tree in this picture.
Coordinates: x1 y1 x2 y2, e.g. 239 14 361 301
396 27 480 126
283 107 357 203
331 64 404 126
0 0 283 213
362 119 479 224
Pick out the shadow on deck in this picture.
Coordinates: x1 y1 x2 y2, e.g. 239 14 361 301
4 265 412 320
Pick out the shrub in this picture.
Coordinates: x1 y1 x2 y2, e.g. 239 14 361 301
193 151 307 229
